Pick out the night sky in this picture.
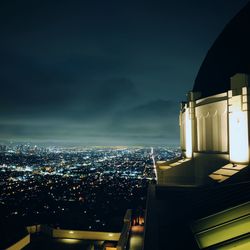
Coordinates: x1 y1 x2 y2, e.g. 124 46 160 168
0 0 249 146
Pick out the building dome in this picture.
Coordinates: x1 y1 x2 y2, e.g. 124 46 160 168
193 3 250 98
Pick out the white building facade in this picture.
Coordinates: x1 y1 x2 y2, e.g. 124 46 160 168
180 73 250 165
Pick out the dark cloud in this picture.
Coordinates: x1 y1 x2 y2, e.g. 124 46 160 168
109 99 179 142
0 99 179 145
92 78 140 112
51 77 141 120
115 100 178 121
0 0 249 145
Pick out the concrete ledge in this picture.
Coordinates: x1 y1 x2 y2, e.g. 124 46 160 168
52 228 120 241
6 234 30 250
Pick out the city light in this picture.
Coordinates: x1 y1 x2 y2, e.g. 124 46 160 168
0 144 179 232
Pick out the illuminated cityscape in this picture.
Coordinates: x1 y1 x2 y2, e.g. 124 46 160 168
0 144 180 231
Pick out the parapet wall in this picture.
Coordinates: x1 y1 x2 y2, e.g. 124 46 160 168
26 209 132 250
27 224 120 241
5 234 30 250
53 228 120 241
157 158 195 185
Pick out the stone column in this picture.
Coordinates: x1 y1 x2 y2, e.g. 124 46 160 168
185 91 201 158
228 73 250 164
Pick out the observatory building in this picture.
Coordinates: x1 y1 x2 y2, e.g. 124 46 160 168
178 72 250 184
157 2 250 186
143 3 250 250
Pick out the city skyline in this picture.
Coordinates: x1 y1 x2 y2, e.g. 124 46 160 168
0 144 177 227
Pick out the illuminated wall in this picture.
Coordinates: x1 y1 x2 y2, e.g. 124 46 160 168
185 107 193 158
195 100 228 152
180 73 250 165
52 229 121 241
27 225 120 242
228 89 249 163
179 109 186 151
180 104 193 158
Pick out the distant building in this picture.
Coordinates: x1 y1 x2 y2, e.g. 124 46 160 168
144 3 250 250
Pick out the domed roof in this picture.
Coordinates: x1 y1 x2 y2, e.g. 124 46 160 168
193 3 250 98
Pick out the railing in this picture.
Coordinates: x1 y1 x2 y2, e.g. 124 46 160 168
117 209 132 250
5 234 30 250
26 208 133 250
27 224 120 241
